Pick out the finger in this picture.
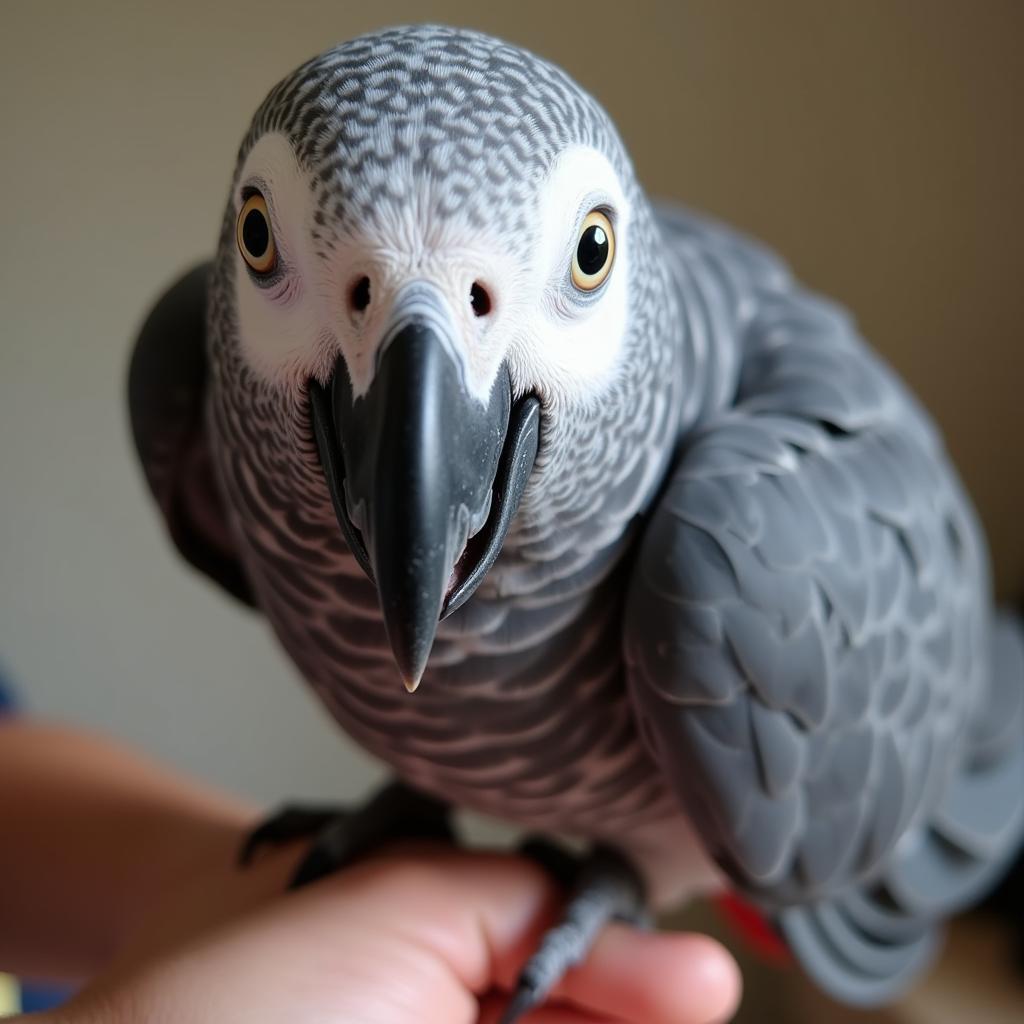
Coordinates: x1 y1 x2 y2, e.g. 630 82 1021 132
492 923 741 1024
561 925 740 1024
252 850 741 1024
123 848 558 1024
277 848 562 994
337 850 741 1023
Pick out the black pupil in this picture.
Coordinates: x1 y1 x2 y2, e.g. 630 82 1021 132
242 207 269 259
577 224 608 277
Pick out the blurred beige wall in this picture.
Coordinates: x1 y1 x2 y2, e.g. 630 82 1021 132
1 0 1022 802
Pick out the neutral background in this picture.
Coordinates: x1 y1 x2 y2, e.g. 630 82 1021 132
2 0 1022 822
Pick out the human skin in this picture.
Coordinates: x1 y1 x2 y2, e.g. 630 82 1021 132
0 720 255 981
29 850 741 1024
0 721 741 1022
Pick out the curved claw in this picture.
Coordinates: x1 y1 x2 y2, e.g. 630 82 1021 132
240 782 456 890
239 804 348 867
502 842 648 1024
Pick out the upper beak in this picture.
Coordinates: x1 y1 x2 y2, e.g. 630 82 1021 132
309 281 539 691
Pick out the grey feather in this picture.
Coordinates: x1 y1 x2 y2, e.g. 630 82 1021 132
128 262 254 605
624 261 1024 1002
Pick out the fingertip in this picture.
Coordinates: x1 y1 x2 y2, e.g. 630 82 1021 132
678 933 743 1023
660 933 742 1024
647 932 743 1024
560 925 743 1024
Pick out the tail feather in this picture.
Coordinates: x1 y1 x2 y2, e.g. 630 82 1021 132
968 611 1024 763
777 897 938 1007
836 887 932 944
931 739 1024 861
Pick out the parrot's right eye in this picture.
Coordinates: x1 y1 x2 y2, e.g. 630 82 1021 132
236 192 277 275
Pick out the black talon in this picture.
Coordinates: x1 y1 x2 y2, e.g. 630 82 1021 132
239 805 347 867
518 835 581 888
502 842 649 1024
287 814 361 889
499 986 542 1024
238 781 456 889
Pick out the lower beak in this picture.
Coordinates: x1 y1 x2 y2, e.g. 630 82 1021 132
309 284 539 691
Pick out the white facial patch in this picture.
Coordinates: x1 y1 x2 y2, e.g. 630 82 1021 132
232 135 632 411
234 134 338 388
233 133 516 403
506 145 632 406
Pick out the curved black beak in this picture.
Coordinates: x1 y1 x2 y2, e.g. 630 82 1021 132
309 286 539 691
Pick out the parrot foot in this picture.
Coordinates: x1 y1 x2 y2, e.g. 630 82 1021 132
501 840 649 1024
238 780 455 889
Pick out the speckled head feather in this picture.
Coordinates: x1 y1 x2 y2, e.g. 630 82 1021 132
240 25 628 239
208 24 689 570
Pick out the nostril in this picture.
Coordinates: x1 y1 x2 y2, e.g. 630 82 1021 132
470 281 492 318
349 275 371 313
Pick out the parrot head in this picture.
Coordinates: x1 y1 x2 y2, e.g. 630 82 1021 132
210 26 679 690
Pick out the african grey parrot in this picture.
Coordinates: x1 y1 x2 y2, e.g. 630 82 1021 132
129 24 1024 1015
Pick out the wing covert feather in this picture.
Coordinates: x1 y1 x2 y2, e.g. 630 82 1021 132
624 258 990 908
129 263 255 605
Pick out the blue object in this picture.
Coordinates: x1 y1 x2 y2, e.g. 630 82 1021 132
0 665 71 1012
0 668 15 715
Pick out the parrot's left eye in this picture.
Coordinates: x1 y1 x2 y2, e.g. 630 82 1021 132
236 192 277 275
571 209 615 292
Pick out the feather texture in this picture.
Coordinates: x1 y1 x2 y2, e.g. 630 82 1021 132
129 27 1024 1007
624 262 1024 1001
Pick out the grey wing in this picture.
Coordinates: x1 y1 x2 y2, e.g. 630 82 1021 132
129 263 255 605
624 263 1024 1004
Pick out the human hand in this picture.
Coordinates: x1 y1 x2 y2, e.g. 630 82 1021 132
0 720 258 981
39 848 741 1023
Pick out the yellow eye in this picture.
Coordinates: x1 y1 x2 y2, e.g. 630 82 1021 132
571 209 615 291
236 192 277 274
